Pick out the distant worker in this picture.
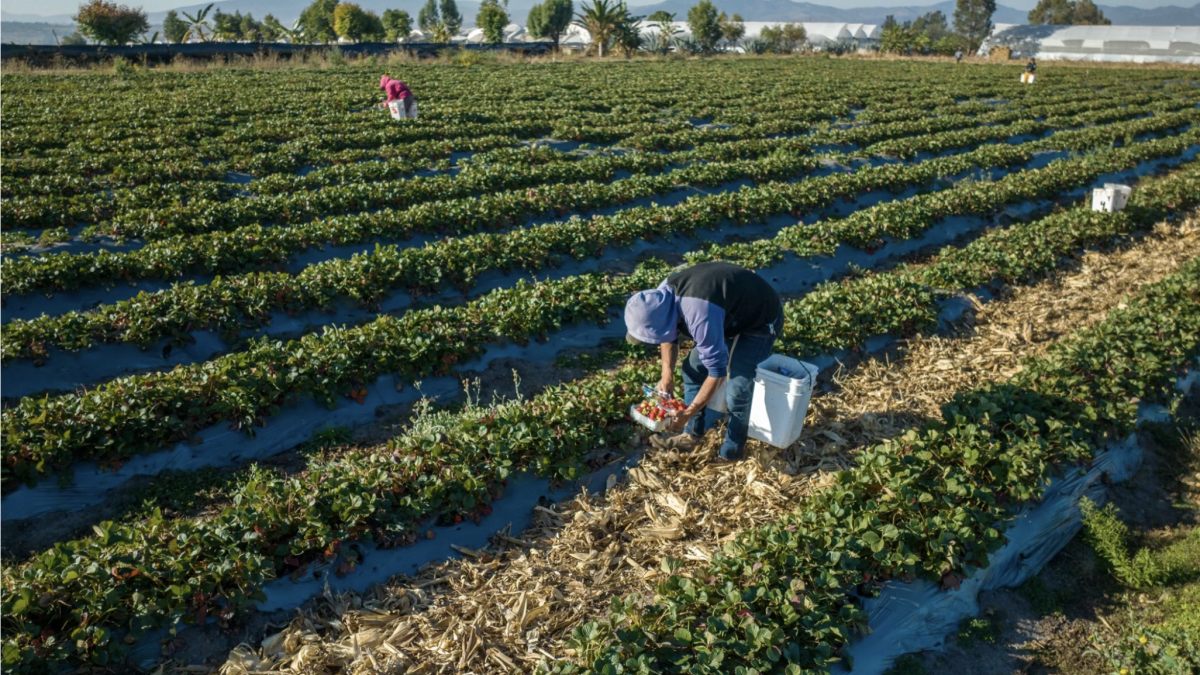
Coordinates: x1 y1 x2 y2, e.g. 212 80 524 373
955 48 963 63
1022 58 1037 83
624 261 783 462
379 74 418 120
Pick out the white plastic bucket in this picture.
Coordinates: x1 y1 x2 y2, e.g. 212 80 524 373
387 98 418 120
747 355 819 449
1091 183 1132 212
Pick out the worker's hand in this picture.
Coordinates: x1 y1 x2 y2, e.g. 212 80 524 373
656 375 675 400
666 407 693 433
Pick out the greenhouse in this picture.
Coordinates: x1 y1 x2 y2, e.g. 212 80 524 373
981 24 1200 63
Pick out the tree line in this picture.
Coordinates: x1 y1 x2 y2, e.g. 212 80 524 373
67 0 1110 52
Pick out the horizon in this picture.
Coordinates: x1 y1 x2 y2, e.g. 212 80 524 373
2 0 1195 21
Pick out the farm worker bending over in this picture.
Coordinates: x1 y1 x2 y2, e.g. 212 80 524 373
379 74 418 119
625 261 783 462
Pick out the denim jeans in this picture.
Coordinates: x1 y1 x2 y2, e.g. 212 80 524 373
681 315 781 460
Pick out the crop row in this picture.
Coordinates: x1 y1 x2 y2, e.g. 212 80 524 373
244 86 1141 197
1 132 1194 501
0 101 1018 234
0 142 1050 362
4 115 1195 368
3 159 1198 673
3 67 1150 155
244 87 1162 198
0 70 1021 155
554 232 1200 675
23 82 1186 225
0 74 1150 200
9 84 1184 236
8 107 1194 301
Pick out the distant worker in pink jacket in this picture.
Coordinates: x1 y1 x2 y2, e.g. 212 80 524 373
378 74 418 120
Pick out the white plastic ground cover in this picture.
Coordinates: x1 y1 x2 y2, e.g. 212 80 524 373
9 100 1145 322
0 102 1169 264
0 373 458 521
0 158 872 325
118 289 983 668
126 452 643 668
837 366 1199 675
0 149 1081 398
2 147 1191 522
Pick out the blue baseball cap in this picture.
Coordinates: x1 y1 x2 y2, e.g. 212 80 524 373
624 288 678 345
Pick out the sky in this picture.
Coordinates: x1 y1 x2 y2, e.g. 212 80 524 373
0 0 1188 20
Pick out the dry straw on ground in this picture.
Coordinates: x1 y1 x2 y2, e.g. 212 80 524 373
214 214 1200 675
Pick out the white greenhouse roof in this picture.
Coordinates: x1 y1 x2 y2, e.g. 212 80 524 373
981 24 1200 63
556 21 879 45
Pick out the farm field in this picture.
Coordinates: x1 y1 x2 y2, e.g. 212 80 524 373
2 58 1200 674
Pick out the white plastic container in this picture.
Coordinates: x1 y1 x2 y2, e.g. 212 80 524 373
1091 184 1132 213
387 99 418 120
630 405 670 432
747 355 819 449
705 336 739 414
707 382 729 413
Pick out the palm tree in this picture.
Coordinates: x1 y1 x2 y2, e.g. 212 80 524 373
429 20 455 42
646 11 679 54
181 3 214 43
613 4 642 56
574 0 623 57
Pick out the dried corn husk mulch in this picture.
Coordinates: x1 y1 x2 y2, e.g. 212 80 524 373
214 216 1200 675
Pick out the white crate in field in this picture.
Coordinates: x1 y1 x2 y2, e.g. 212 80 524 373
748 355 819 449
1092 183 1132 212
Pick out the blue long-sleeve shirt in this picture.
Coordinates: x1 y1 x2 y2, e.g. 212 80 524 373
663 263 782 374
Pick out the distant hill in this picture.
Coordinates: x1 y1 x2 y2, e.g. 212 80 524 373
626 0 1196 24
1095 2 1200 23
625 0 1030 24
0 21 76 44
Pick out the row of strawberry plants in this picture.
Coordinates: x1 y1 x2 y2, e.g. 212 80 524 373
863 91 1199 159
0 142 1032 362
9 84 1171 236
688 129 1200 270
3 160 1196 674
0 99 993 234
9 107 1189 299
13 136 824 240
0 146 836 295
553 241 1200 675
0 76 1142 228
6 61 1159 165
778 161 1200 354
4 114 1193 368
253 86 1150 197
0 76 1128 205
2 132 1194 494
